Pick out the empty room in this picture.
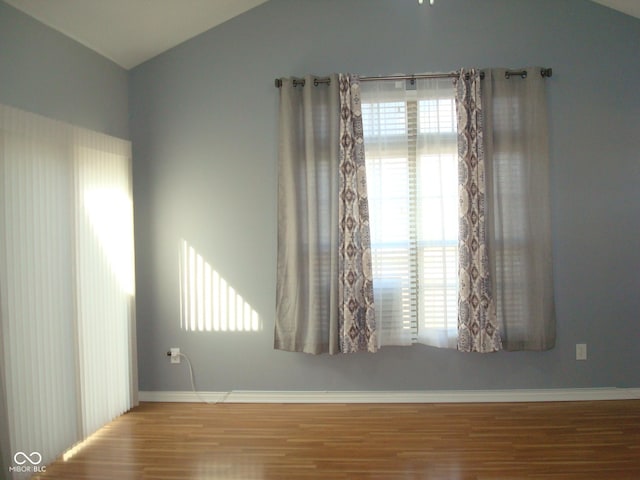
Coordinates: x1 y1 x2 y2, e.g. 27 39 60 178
1 0 639 478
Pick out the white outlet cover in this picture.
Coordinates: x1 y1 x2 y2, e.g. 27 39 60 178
170 348 180 364
576 344 587 361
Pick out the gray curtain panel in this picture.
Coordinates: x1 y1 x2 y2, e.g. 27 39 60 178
482 68 556 351
275 74 341 354
275 74 376 355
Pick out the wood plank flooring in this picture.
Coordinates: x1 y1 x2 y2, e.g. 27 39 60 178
36 400 640 479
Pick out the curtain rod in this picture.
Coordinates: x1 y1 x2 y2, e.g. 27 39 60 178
274 68 552 88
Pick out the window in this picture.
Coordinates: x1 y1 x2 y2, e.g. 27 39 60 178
361 78 459 348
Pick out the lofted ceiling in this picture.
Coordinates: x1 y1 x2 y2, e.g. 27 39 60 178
3 0 639 70
590 0 640 19
3 0 269 69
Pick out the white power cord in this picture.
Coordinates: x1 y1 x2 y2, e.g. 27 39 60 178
175 352 231 404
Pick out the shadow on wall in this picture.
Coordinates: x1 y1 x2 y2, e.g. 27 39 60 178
178 239 262 333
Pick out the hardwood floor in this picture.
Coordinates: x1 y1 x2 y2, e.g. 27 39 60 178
36 400 640 479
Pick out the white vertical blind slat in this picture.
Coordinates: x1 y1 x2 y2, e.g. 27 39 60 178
76 129 135 437
0 103 135 478
0 116 79 475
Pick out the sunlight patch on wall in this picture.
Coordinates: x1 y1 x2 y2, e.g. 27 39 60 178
179 239 261 332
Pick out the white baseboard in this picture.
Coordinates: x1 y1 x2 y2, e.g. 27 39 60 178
138 388 640 404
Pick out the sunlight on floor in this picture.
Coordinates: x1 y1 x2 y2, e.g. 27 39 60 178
179 239 261 332
62 428 104 462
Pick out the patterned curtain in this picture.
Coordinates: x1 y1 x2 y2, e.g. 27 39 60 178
275 74 376 354
454 70 502 353
337 74 377 353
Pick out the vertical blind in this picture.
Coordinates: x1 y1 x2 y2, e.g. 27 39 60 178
0 103 136 477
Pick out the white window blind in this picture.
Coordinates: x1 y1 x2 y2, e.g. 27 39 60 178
0 103 137 478
361 78 459 348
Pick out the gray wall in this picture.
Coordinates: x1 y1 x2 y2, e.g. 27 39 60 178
130 0 640 392
0 1 129 139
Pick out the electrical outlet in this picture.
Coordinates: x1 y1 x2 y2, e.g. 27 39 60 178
576 343 587 361
170 347 180 364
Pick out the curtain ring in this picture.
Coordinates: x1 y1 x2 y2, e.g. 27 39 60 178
505 70 528 80
313 79 319 87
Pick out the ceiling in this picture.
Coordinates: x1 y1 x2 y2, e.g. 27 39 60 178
591 0 640 19
4 0 269 70
4 0 639 70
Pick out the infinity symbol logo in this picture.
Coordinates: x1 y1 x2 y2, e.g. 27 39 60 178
13 451 42 465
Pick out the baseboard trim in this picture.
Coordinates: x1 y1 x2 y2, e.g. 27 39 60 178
139 388 640 404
